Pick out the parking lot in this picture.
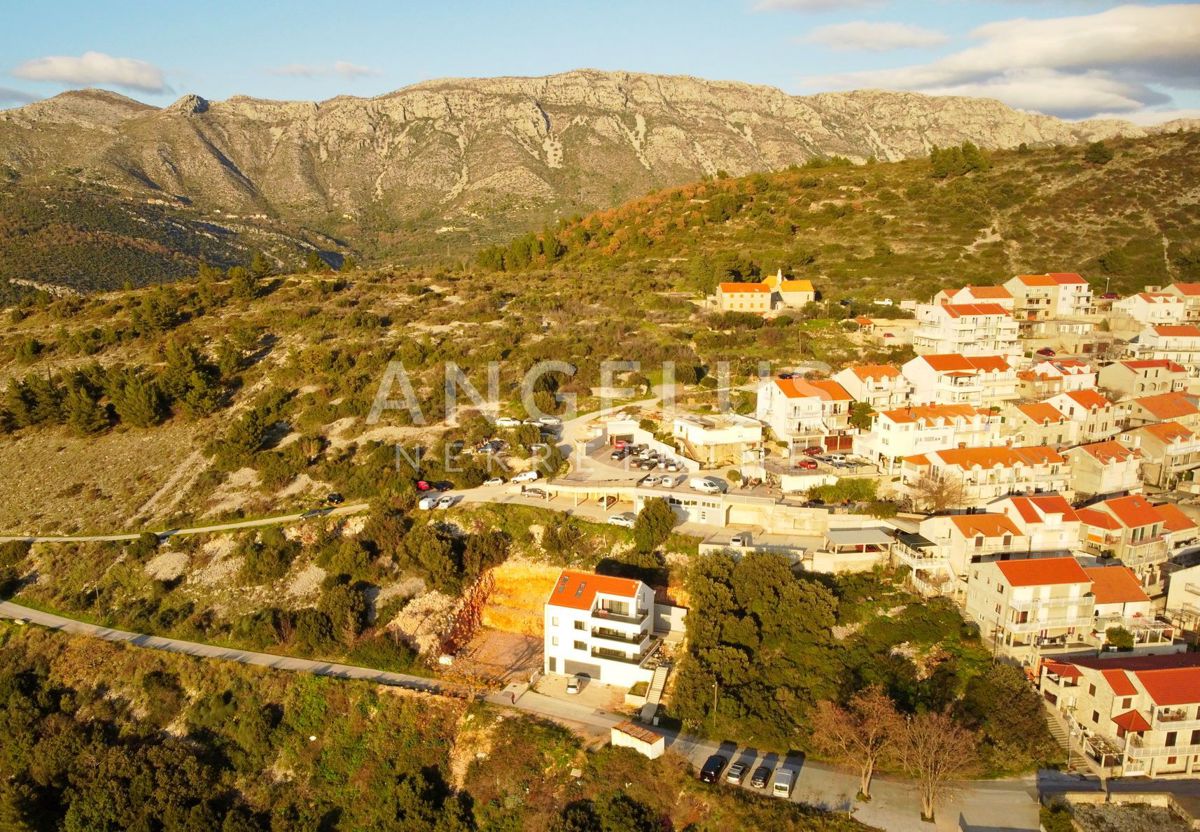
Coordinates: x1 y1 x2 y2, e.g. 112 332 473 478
673 738 814 805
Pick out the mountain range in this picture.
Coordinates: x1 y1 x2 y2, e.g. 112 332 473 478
1 69 1195 290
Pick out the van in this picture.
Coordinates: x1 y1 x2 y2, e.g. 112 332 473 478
418 496 437 511
689 477 722 494
512 470 540 483
772 768 794 798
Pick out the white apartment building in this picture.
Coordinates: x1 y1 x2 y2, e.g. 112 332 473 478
854 403 1002 474
894 512 1028 596
1003 272 1094 323
992 493 1083 556
1027 359 1096 393
1099 360 1189 398
1159 282 1200 323
754 376 854 452
1063 440 1143 499
965 557 1094 657
1040 654 1200 778
543 570 658 688
1166 562 1200 628
672 412 763 469
1003 401 1079 448
902 354 1018 407
933 285 1015 310
1114 293 1187 328
1076 495 1174 592
900 445 1070 508
1046 389 1121 443
1120 421 1200 489
831 364 912 410
1127 325 1200 371
912 302 1020 357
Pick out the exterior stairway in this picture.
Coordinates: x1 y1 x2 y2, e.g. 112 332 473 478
1044 703 1091 774
639 663 670 723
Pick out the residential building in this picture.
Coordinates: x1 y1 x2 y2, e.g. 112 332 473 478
543 570 659 688
912 303 1020 357
716 281 772 313
964 557 1094 657
1021 359 1097 397
1003 401 1078 448
933 285 1015 310
1039 654 1200 778
854 403 1003 474
902 354 1018 408
1063 441 1143 499
776 278 816 309
672 412 763 470
893 512 1029 595
1113 293 1187 328
1046 389 1121 443
1076 495 1172 591
754 376 854 452
1124 392 1200 431
1127 325 1200 370
1165 562 1200 630
1085 565 1158 648
1157 502 1199 556
1120 421 1200 489
1098 360 1188 398
1003 272 1094 324
900 445 1070 508
992 494 1083 556
1159 282 1200 323
831 364 912 410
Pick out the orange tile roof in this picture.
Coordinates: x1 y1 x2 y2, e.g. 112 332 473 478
1016 402 1067 424
1060 389 1112 410
1102 668 1138 697
1131 393 1199 420
773 377 852 401
719 281 771 294
1169 282 1200 297
942 303 1011 318
779 279 813 292
1119 359 1187 373
963 285 1013 299
1097 495 1163 529
1154 502 1197 534
1137 420 1195 444
920 354 1011 373
1070 440 1139 464
1136 667 1200 706
1077 507 1122 531
854 315 874 326
1014 273 1088 287
1111 710 1152 732
547 570 641 610
905 453 929 466
848 364 900 381
1135 292 1182 304
1151 324 1200 337
881 403 987 425
1006 494 1079 523
995 556 1090 587
1047 272 1089 285
1084 566 1150 605
929 445 1064 469
950 513 1022 539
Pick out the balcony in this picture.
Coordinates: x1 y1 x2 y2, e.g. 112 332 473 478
591 607 650 627
590 646 646 665
1127 737 1200 759
1009 594 1092 612
591 627 649 647
1008 615 1093 633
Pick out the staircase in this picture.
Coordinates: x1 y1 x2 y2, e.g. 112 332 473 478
639 663 671 723
1043 704 1091 774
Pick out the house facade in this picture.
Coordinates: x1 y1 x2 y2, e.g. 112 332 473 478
1046 389 1121 443
1003 272 1094 324
831 364 912 410
912 303 1020 357
717 282 772 313
1114 293 1187 328
1076 495 1172 592
900 445 1070 508
1063 440 1143 499
854 404 1003 474
964 557 1094 657
543 570 659 688
672 412 764 470
1120 421 1200 489
754 376 854 452
1127 325 1200 371
1160 282 1200 323
902 354 1018 407
1098 360 1188 398
1003 402 1079 448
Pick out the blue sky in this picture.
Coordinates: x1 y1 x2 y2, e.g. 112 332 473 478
1 1 1197 122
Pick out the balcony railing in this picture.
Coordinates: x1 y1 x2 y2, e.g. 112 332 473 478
1008 594 1092 612
590 646 645 665
1154 708 1194 724
1127 739 1200 759
1008 615 1093 632
591 627 649 646
590 607 650 626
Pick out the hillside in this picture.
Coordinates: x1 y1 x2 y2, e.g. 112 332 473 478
0 69 1186 293
476 130 1200 299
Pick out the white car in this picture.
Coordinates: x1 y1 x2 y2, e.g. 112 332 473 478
607 512 636 529
495 416 522 428
538 415 562 427
435 495 456 509
773 768 794 798
512 470 541 483
417 496 437 511
483 477 505 487
566 676 581 694
689 477 723 494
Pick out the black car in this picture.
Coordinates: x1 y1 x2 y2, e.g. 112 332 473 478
699 754 728 784
750 765 772 788
325 492 344 505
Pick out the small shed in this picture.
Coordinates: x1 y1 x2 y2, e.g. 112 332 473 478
611 721 665 760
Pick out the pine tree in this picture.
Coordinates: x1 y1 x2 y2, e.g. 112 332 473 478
109 371 167 428
63 383 109 435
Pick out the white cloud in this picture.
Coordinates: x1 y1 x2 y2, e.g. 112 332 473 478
0 87 36 107
755 0 884 11
269 61 380 80
802 21 948 51
12 51 167 93
802 3 1200 117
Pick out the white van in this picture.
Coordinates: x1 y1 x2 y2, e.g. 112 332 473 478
772 768 794 798
689 476 722 494
417 496 437 511
512 470 541 484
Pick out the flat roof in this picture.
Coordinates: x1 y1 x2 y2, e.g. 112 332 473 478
825 528 894 546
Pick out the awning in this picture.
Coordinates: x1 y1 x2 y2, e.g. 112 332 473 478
824 528 894 547
1112 710 1152 732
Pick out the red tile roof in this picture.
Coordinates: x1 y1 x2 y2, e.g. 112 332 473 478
1014 273 1088 287
928 445 1064 469
950 513 1022 539
1084 566 1150 605
881 403 988 425
1016 402 1068 424
1069 440 1139 464
848 364 900 381
1131 392 1199 420
547 570 641 610
1005 494 1079 524
1102 668 1138 697
941 303 1011 318
1155 502 1197 534
1151 324 1200 337
1077 508 1122 531
1111 710 1152 732
1097 495 1163 530
1119 359 1187 373
920 354 1012 373
1136 420 1195 444
962 285 1013 299
1136 667 1200 706
1168 282 1200 297
718 281 771 294
1060 389 1112 410
773 377 852 401
995 556 1090 587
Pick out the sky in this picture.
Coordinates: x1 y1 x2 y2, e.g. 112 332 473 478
1 1 1198 123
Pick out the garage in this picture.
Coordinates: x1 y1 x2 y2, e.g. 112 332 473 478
563 659 603 680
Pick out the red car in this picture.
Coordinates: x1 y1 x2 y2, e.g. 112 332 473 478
796 459 818 470
803 446 825 456
416 480 432 492
1036 347 1056 357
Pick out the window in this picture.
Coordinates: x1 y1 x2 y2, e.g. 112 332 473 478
574 621 585 631
1122 698 1131 709
1092 711 1100 724
551 616 559 627
574 640 586 651
1088 684 1096 697
551 636 559 647
1166 731 1177 747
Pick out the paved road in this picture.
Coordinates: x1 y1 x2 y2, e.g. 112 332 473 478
0 503 369 544
0 599 447 695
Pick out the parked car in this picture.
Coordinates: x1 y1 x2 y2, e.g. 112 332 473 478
796 459 818 470
751 765 772 789
664 460 681 472
524 488 549 500
778 372 795 380
512 470 540 483
608 512 636 529
773 768 794 798
730 532 751 547
418 496 437 511
803 446 824 456
566 675 581 694
699 755 728 784
1036 347 1056 357
689 476 723 494
825 454 848 464
483 477 505 487
325 492 344 505
725 762 747 785
538 415 562 427
611 448 629 460
599 495 617 509
495 416 522 428
416 480 433 492
435 495 456 510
